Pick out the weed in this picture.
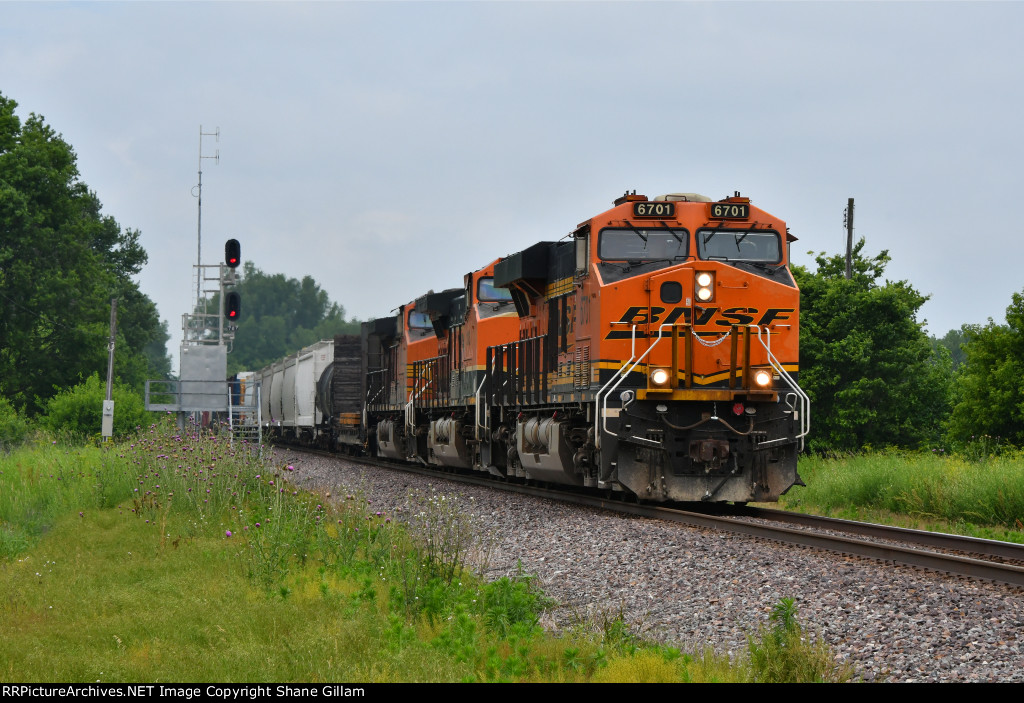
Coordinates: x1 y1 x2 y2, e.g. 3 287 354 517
746 598 853 683
599 605 643 655
406 488 489 584
477 566 552 638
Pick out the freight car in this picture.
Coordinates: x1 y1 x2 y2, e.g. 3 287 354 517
257 340 335 445
257 190 809 503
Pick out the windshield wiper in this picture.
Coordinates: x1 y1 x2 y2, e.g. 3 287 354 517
622 221 648 245
732 222 759 251
702 221 727 246
656 221 685 246
740 260 778 275
600 260 630 273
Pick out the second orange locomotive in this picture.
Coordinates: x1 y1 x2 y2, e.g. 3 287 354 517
268 190 809 503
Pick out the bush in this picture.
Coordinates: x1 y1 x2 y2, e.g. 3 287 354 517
0 397 29 449
41 373 154 441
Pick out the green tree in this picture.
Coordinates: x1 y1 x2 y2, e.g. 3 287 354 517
0 93 168 413
201 262 359 373
0 396 29 449
143 318 173 380
931 328 967 370
794 239 951 452
946 292 1024 445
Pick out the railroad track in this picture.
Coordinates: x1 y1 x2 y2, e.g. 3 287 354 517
280 446 1024 589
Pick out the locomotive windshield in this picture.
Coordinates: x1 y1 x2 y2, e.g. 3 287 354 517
697 228 782 263
598 228 689 261
477 277 513 303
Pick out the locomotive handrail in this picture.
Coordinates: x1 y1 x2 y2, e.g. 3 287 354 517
595 322 808 452
750 324 810 450
365 368 388 408
594 323 636 452
405 373 435 440
487 335 545 406
474 375 487 440
596 322 671 450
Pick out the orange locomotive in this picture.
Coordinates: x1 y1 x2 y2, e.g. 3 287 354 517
362 260 521 468
341 190 809 503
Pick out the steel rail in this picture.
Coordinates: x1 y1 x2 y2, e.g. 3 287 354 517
281 447 1024 589
744 506 1024 563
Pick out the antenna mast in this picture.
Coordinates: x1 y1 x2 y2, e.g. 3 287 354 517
844 197 854 280
194 125 220 307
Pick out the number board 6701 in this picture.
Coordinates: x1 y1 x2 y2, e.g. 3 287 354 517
709 203 749 219
632 202 676 218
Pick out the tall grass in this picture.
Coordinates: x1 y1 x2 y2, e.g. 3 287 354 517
0 438 134 558
785 450 1024 539
0 417 854 682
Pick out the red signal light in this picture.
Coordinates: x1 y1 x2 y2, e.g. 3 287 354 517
225 239 241 269
225 291 241 321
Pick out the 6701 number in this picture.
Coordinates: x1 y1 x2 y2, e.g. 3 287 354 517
709 203 749 219
632 202 676 218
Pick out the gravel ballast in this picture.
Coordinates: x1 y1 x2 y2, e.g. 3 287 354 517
278 450 1024 683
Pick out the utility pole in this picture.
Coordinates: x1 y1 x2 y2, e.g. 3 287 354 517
102 297 118 441
844 197 855 280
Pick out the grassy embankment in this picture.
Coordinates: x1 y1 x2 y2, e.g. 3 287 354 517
781 448 1024 544
0 420 850 683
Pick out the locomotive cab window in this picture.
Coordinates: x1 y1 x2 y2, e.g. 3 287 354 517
477 277 513 304
598 228 689 261
696 228 782 263
407 309 433 339
408 311 432 329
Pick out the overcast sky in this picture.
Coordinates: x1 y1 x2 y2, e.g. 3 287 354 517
3 1 1022 373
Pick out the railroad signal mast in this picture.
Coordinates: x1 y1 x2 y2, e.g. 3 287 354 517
182 238 240 348
182 126 241 348
146 128 259 444
170 236 242 421
184 234 241 336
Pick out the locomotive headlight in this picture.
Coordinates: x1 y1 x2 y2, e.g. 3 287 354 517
695 271 714 302
649 367 672 389
754 369 773 387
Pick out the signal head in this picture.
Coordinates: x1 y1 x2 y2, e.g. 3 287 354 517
225 291 241 320
225 239 241 269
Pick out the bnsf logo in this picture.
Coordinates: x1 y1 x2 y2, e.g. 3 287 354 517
604 306 793 339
